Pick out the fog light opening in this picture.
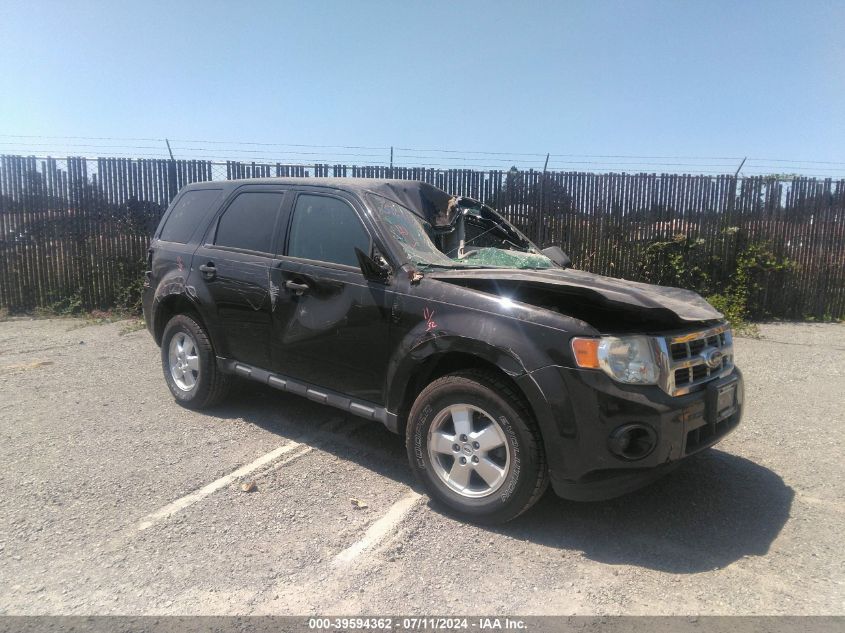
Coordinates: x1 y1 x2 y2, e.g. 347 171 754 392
608 424 657 461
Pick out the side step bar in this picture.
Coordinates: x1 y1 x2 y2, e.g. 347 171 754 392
219 358 399 433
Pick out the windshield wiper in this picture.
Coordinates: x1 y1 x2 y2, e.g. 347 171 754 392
415 261 491 270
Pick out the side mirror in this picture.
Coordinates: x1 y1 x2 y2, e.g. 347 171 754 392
542 246 572 269
355 247 391 283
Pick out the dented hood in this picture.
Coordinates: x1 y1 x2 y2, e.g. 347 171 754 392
427 267 723 323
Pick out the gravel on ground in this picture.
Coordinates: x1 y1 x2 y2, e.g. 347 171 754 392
0 318 842 615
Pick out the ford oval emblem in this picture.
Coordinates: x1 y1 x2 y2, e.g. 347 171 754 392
703 348 723 369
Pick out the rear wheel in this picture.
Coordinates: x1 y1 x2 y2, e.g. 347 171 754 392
406 370 548 524
161 314 231 409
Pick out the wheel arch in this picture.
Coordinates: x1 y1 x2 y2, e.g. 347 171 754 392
153 292 213 349
401 350 552 522
389 344 536 438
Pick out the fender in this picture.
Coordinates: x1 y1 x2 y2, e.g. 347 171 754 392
150 271 226 356
383 294 584 462
384 300 550 416
385 326 579 467
150 273 190 337
384 332 522 425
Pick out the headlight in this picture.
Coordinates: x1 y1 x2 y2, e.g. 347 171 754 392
571 335 660 385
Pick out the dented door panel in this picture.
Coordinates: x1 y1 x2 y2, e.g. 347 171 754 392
270 259 392 403
193 246 275 369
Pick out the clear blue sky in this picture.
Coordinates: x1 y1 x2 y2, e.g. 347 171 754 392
1 0 843 176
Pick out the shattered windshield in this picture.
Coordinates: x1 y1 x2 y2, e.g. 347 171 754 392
367 193 555 270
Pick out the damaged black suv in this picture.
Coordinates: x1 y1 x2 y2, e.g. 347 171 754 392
143 178 743 523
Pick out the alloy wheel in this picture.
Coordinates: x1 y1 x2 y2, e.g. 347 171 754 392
168 331 200 391
426 404 511 498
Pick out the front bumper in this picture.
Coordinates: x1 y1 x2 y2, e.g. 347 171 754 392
517 365 744 501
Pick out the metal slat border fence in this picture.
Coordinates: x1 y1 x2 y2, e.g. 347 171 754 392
0 155 843 319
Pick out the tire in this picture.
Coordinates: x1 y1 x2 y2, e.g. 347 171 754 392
406 369 548 524
160 313 231 410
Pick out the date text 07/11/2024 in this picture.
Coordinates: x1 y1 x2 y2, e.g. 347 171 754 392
307 617 527 631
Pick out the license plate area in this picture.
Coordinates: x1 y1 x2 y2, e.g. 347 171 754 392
707 376 739 424
686 374 741 454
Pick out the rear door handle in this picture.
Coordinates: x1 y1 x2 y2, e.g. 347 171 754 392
198 262 216 280
285 280 310 295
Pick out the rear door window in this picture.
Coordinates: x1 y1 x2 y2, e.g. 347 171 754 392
159 189 223 243
214 192 284 254
287 194 370 267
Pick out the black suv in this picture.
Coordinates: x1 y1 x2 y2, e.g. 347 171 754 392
143 178 743 523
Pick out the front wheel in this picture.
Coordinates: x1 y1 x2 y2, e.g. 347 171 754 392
161 313 231 409
406 370 548 524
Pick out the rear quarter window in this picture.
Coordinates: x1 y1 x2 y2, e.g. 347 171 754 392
159 189 223 243
214 192 284 254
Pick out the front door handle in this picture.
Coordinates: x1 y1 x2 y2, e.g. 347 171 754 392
284 280 310 295
198 262 216 280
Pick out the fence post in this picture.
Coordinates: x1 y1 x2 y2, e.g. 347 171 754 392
536 154 550 246
167 160 178 202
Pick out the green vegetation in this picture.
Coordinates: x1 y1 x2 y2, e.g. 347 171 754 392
636 229 796 333
113 259 147 315
25 258 147 330
29 257 147 319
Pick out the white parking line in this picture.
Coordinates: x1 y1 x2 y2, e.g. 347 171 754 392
333 490 423 566
135 441 304 531
259 445 314 476
132 416 372 533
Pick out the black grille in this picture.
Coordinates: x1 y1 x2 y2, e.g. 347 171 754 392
673 358 729 391
692 364 708 381
664 325 733 395
685 413 739 454
670 336 726 362
670 343 688 361
688 339 706 355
